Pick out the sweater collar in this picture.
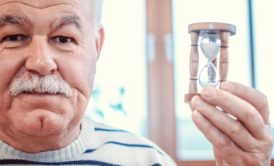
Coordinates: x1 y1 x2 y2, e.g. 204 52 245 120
0 116 94 162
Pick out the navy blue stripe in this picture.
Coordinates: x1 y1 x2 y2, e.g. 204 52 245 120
0 159 120 165
84 141 163 155
108 141 155 149
151 164 162 166
84 149 96 153
94 127 128 133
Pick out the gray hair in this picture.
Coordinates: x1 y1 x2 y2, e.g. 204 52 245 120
94 0 104 29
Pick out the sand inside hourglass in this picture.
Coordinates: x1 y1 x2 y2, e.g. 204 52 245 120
199 33 220 87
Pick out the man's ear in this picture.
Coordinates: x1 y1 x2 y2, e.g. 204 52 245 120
95 26 105 60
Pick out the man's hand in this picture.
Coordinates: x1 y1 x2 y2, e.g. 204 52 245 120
190 81 273 166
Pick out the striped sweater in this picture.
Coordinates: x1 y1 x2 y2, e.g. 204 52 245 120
0 116 176 166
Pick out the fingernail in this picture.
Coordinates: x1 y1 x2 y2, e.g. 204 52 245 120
221 82 233 91
192 96 203 109
201 87 215 100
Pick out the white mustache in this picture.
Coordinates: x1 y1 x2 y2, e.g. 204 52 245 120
9 73 73 97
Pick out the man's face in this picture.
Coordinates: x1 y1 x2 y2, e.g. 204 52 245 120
0 0 104 138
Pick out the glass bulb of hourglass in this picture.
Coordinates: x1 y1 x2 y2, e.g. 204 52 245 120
199 33 221 87
199 62 219 87
200 34 220 61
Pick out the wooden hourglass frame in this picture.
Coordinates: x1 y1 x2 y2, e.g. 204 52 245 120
185 22 236 103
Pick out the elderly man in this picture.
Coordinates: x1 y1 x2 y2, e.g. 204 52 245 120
0 0 271 166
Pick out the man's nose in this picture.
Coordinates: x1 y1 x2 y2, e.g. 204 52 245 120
25 36 57 75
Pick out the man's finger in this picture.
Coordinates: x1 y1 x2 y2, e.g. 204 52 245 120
191 96 256 149
199 87 267 139
221 81 270 124
191 110 244 165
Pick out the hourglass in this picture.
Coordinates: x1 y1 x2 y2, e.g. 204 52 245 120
185 22 236 103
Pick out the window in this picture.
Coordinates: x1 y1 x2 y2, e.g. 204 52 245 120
85 0 274 165
86 0 147 136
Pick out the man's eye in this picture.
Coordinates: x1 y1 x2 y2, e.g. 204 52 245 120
2 34 29 42
52 36 75 44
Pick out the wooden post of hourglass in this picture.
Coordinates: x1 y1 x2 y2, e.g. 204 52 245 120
184 32 199 102
220 32 230 82
184 22 236 103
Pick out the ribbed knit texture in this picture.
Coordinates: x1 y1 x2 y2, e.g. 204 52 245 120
0 116 176 166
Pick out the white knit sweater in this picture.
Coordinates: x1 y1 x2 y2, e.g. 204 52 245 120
0 116 176 166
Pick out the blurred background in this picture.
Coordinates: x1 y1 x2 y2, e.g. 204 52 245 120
86 0 274 165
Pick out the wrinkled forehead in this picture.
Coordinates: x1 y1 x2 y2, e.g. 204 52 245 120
0 0 97 28
0 0 96 18
0 0 94 9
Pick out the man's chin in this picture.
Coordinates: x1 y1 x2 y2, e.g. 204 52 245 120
15 109 68 136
